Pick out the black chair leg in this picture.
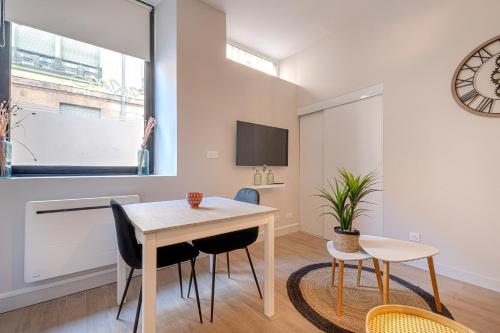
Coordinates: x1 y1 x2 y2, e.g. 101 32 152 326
245 247 262 299
177 262 183 298
117 268 134 319
187 257 196 298
133 286 142 333
210 254 217 322
190 258 203 323
226 252 230 278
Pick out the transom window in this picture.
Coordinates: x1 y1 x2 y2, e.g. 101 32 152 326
226 43 278 76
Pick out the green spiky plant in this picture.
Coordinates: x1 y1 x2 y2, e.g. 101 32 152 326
317 169 380 232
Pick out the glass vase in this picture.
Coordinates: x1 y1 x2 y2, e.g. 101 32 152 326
0 138 12 178
266 169 274 185
253 169 262 185
137 148 150 176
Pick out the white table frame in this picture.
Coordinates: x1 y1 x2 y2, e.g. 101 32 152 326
117 199 276 333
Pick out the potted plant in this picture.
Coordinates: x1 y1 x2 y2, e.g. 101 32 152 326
317 169 380 252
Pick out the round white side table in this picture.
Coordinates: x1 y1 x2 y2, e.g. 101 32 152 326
326 241 384 316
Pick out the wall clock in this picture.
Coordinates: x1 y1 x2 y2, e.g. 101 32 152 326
452 35 500 117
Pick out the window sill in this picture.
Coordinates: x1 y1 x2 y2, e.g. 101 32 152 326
0 174 173 181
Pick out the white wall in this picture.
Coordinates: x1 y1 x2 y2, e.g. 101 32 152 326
281 0 500 291
0 0 298 312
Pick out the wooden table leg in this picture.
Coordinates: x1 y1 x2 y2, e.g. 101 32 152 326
356 260 362 287
372 258 383 302
142 233 157 333
264 215 275 317
337 260 345 316
383 261 390 304
331 258 336 287
427 256 442 313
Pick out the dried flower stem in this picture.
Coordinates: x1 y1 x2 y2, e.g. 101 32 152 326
0 100 37 176
141 117 157 149
138 116 157 173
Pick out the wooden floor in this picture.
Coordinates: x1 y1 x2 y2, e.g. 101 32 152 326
1 232 499 333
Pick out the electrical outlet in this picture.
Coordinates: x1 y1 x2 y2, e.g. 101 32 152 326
206 151 219 159
285 212 293 219
409 232 420 242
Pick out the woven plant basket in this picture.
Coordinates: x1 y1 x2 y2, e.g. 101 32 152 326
333 227 360 252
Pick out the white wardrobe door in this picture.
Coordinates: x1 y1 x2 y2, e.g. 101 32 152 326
299 111 324 237
323 95 383 240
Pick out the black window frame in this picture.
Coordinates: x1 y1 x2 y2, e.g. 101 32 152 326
3 7 156 177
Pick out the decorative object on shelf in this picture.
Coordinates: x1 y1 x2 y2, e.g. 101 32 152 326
266 169 274 185
452 35 500 116
253 169 262 185
0 101 37 178
137 116 156 176
317 169 380 252
186 192 203 208
0 136 11 177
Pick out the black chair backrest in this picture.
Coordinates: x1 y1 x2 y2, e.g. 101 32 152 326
234 188 260 241
110 199 142 269
234 188 260 205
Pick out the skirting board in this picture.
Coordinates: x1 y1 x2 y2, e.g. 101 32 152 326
403 259 500 293
0 222 299 314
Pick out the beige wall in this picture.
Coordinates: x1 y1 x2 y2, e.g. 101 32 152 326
281 0 500 291
0 0 298 312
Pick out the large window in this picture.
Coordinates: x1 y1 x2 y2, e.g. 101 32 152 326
226 43 278 76
9 23 149 174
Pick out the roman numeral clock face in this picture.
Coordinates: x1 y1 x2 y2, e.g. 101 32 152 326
452 35 500 117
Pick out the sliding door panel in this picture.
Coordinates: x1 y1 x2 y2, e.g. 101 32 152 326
299 111 324 237
322 95 383 239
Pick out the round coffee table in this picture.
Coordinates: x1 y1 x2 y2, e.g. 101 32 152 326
326 241 384 316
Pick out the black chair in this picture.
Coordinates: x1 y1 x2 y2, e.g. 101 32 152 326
188 188 262 322
110 200 203 333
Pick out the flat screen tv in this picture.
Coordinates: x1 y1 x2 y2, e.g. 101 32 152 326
236 121 288 166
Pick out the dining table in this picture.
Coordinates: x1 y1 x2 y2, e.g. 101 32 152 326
117 196 277 333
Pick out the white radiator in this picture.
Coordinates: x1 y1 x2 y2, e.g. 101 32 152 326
25 195 140 283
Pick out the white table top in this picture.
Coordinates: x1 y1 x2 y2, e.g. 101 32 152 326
123 196 277 234
359 235 439 263
326 241 372 261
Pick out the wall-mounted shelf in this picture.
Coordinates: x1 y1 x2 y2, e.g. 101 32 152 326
247 183 285 190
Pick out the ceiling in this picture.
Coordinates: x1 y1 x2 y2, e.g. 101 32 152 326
199 0 388 61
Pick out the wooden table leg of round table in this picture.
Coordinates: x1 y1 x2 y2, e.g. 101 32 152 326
331 258 336 287
383 261 390 304
427 256 442 313
356 260 362 287
337 260 345 316
372 258 384 302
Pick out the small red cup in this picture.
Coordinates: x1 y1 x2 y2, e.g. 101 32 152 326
187 192 203 208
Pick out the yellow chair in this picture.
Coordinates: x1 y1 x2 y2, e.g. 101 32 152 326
366 305 476 333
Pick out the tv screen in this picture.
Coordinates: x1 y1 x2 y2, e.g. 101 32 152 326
236 121 288 166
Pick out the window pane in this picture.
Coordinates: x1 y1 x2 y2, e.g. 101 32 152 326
10 23 146 167
226 43 278 76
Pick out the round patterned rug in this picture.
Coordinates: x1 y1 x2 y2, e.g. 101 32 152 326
287 262 453 333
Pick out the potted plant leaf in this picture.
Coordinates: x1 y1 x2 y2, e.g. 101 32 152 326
317 169 380 252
